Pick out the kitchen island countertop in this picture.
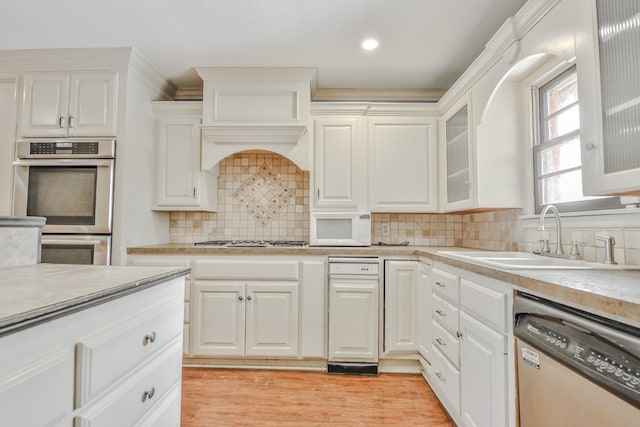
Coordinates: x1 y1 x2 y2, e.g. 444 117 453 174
0 263 190 336
128 244 640 327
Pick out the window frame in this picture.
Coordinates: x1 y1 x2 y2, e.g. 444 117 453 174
533 65 621 214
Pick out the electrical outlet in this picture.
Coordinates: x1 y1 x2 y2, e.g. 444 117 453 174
382 223 390 236
203 221 213 233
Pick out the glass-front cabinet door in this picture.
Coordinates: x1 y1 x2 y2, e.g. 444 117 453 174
579 0 640 196
441 94 472 211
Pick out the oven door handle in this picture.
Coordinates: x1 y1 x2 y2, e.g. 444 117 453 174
42 239 108 246
13 159 113 167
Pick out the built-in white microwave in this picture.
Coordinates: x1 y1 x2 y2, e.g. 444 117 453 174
309 212 371 247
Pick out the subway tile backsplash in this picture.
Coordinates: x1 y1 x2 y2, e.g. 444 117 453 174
167 153 640 265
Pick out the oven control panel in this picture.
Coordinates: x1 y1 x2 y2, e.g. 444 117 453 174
17 139 116 159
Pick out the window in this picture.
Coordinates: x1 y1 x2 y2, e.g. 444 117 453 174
533 66 621 213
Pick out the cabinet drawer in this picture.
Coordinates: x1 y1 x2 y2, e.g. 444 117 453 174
429 346 460 415
460 278 507 333
432 320 459 368
432 267 459 302
193 260 298 280
432 293 459 334
76 300 183 407
75 339 183 427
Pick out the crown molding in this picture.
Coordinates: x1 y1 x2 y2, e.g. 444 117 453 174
312 87 444 103
437 0 564 112
128 48 176 100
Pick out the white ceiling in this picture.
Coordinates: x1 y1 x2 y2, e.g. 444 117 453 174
1 0 528 91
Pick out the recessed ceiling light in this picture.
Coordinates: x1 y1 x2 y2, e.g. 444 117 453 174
361 38 379 51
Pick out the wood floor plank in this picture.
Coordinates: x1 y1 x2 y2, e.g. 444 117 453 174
181 368 455 426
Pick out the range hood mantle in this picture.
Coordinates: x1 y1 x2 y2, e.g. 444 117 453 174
196 67 317 171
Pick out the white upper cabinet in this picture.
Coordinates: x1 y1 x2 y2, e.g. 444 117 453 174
152 101 218 212
368 115 438 212
578 0 640 196
313 116 367 211
21 71 118 137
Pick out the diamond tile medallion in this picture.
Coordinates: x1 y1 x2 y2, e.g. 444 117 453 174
233 163 293 225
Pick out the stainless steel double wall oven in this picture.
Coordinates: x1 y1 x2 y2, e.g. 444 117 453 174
13 139 115 265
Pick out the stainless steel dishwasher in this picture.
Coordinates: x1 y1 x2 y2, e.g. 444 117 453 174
514 293 640 426
327 256 380 375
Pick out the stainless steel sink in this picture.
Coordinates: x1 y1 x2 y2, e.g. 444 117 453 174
437 250 640 270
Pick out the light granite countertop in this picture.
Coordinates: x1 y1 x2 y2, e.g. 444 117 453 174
128 244 640 327
0 263 190 336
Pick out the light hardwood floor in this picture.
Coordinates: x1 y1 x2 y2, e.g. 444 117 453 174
181 368 455 426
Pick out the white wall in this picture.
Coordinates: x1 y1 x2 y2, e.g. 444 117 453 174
0 75 18 215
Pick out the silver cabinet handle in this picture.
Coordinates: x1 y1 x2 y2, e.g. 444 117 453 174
435 338 446 346
68 115 75 128
456 331 463 338
238 295 243 301
143 332 156 346
435 310 446 317
435 281 446 288
435 372 446 382
142 387 155 402
247 295 252 301
58 115 65 128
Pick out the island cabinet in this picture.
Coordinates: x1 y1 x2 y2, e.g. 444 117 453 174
20 71 118 138
424 262 512 427
0 274 186 427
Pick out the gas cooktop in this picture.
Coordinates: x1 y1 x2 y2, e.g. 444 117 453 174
193 240 308 248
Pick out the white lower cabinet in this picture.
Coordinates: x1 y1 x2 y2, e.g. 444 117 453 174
416 259 433 362
192 280 299 357
0 348 75 427
425 262 511 427
0 276 186 427
185 256 326 361
459 311 507 427
384 260 419 354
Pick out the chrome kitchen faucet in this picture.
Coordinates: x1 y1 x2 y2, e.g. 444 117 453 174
536 204 564 256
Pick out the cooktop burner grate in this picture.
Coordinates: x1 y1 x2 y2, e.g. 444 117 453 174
194 240 307 248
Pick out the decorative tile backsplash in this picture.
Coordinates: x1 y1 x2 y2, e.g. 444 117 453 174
167 153 640 265
169 152 309 243
371 213 463 247
233 163 294 225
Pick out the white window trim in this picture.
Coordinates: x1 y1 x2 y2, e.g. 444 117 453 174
519 206 640 229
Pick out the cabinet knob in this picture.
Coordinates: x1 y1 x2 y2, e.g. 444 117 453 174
456 331 463 338
585 143 596 151
142 387 155 402
247 295 252 301
143 331 157 346
238 295 244 301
